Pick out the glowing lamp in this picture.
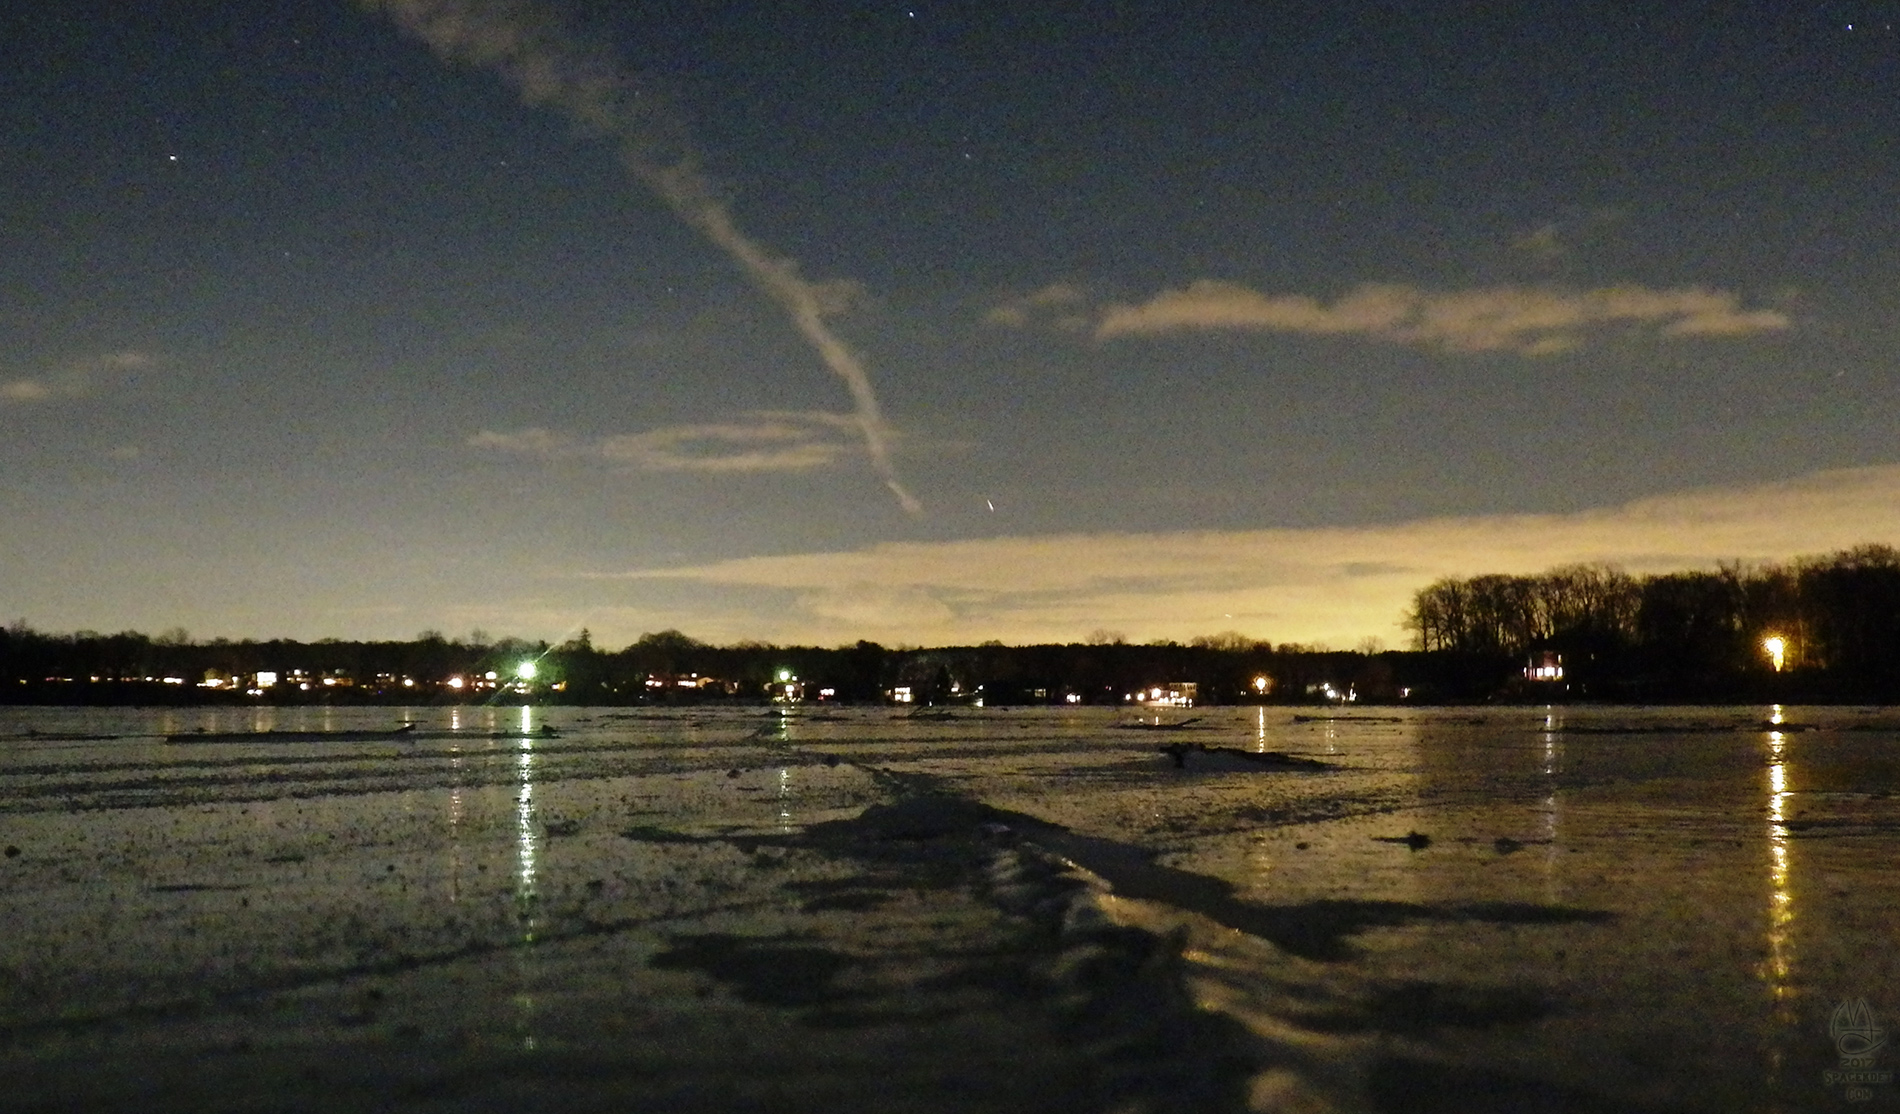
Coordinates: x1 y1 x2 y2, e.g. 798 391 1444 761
1763 636 1787 673
516 661 538 681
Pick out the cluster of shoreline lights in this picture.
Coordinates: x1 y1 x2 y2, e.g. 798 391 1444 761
193 661 550 697
171 664 1296 706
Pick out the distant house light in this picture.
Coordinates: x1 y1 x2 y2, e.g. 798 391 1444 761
1131 683 1197 707
1525 652 1564 682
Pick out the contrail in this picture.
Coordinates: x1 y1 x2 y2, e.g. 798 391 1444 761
358 0 922 514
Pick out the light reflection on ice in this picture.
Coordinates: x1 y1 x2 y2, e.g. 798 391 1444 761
1761 718 1796 1084
515 727 540 1052
517 742 538 925
447 741 464 905
1541 709 1564 902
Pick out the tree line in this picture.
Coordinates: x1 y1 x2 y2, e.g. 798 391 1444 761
0 623 1400 707
1405 544 1900 699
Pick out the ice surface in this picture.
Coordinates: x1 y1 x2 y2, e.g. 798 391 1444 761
0 704 1894 1112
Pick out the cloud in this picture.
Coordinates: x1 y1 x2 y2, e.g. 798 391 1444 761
1513 223 1567 261
985 283 1093 331
601 463 1900 647
1 350 154 404
360 0 920 514
471 410 864 474
0 380 54 402
995 280 1790 355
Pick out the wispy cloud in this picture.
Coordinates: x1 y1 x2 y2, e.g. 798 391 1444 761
984 283 1092 331
993 280 1789 355
1509 208 1625 264
471 410 863 474
1 350 154 404
1512 223 1567 262
360 0 920 513
601 464 1900 647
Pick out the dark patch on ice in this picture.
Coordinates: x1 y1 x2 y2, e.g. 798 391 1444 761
799 1003 977 1029
811 795 1021 842
149 882 247 892
1159 743 1332 771
648 933 853 1008
1551 721 1803 736
1782 817 1900 837
1454 901 1618 926
781 794 1266 1109
1019 831 1612 962
1373 830 1433 850
1368 1054 1690 1113
1297 979 1556 1035
617 824 719 844
797 888 894 913
1363 980 1555 1032
798 794 1616 963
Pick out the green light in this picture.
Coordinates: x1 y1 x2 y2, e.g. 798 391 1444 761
516 661 538 681
777 669 792 682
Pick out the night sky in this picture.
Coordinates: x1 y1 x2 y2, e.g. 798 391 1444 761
6 0 1900 648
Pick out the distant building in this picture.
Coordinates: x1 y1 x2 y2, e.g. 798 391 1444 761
1129 682 1197 708
1525 652 1564 683
767 671 805 704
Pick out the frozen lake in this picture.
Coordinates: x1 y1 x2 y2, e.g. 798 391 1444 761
1 704 1895 1112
